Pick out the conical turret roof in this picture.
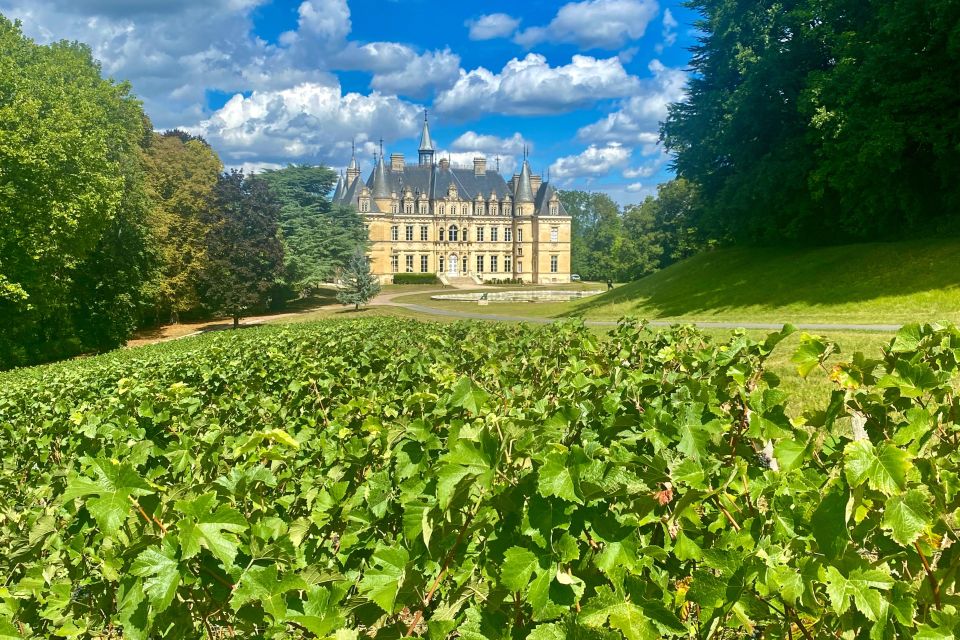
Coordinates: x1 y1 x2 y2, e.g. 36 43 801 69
348 141 358 171
515 160 535 203
419 111 434 152
332 173 344 202
371 151 392 199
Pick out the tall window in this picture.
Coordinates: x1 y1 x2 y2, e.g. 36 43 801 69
405 255 414 272
420 255 428 272
550 227 559 243
517 260 522 273
490 204 498 216
550 204 559 215
462 228 468 242
550 255 558 273
419 204 427 215
438 204 445 215
517 228 523 242
392 203 398 214
476 203 484 215
505 256 512 273
448 225 458 242
420 225 429 241
405 203 413 214
439 255 445 272
439 228 445 241
361 200 369 212
476 255 484 273
505 228 513 242
476 227 485 242
491 227 499 242
391 255 399 273
390 225 399 241
405 225 414 241
462 256 468 273
490 256 498 272
462 205 468 216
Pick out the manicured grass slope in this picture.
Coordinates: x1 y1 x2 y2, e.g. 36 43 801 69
569 239 960 323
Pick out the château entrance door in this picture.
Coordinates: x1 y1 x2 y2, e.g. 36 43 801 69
447 254 459 276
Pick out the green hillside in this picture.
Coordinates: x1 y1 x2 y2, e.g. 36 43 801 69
570 239 960 324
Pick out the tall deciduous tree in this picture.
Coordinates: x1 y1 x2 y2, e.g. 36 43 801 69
256 165 366 295
202 170 285 328
142 130 223 323
662 0 960 244
336 249 380 310
0 16 152 367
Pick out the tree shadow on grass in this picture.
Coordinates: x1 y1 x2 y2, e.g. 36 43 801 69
565 240 960 319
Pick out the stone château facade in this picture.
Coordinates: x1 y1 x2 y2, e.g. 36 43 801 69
332 115 572 284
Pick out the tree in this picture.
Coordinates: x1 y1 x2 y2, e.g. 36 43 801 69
336 249 380 310
0 16 152 367
256 165 366 296
142 130 223 323
662 0 960 244
201 170 285 328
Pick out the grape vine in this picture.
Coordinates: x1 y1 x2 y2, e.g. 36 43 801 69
0 318 957 638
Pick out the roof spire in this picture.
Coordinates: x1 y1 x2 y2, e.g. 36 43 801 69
348 139 358 171
418 110 435 165
371 143 392 199
515 156 535 204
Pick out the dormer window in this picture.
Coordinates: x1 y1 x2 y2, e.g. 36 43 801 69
405 203 413 214
361 200 370 212
550 204 559 215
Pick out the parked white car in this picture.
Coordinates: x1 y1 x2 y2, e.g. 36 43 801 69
570 274 581 281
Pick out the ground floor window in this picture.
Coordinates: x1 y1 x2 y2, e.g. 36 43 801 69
517 260 522 273
405 255 414 272
550 255 558 273
391 255 399 273
504 256 512 273
439 255 445 272
490 256 498 272
476 255 484 272
420 255 428 272
462 256 468 273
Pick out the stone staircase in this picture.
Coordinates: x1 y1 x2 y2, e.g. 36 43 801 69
444 276 479 287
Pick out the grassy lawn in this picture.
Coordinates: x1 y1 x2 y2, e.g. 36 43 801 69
389 239 960 325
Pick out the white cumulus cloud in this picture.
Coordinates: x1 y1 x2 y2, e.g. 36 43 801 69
369 48 461 98
656 8 679 53
434 54 639 119
514 0 659 49
450 131 530 156
187 82 422 168
466 13 520 40
549 143 632 182
577 59 686 150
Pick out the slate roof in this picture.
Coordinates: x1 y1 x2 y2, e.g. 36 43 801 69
334 155 567 217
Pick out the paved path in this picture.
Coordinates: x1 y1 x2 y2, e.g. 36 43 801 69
376 299 901 332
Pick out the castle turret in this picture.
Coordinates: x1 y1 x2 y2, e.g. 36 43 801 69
332 173 344 202
346 141 360 183
514 159 535 215
418 110 435 166
370 146 393 211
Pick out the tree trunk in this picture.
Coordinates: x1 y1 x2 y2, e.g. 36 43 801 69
355 302 360 311
233 314 240 329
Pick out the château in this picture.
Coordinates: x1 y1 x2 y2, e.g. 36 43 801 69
332 114 572 284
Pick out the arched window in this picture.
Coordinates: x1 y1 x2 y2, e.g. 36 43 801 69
448 225 459 242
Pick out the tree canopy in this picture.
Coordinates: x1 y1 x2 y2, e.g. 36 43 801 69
256 165 366 294
201 170 286 327
663 0 960 244
0 16 152 366
142 130 223 322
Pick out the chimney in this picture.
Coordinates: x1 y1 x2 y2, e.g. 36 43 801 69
510 174 519 193
390 153 405 172
531 174 542 193
439 158 450 170
473 157 486 176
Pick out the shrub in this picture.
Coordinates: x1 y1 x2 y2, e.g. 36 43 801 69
392 273 439 285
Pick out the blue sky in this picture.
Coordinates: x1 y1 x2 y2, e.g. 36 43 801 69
0 0 697 203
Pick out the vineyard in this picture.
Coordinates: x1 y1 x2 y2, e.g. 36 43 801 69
1 318 958 639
